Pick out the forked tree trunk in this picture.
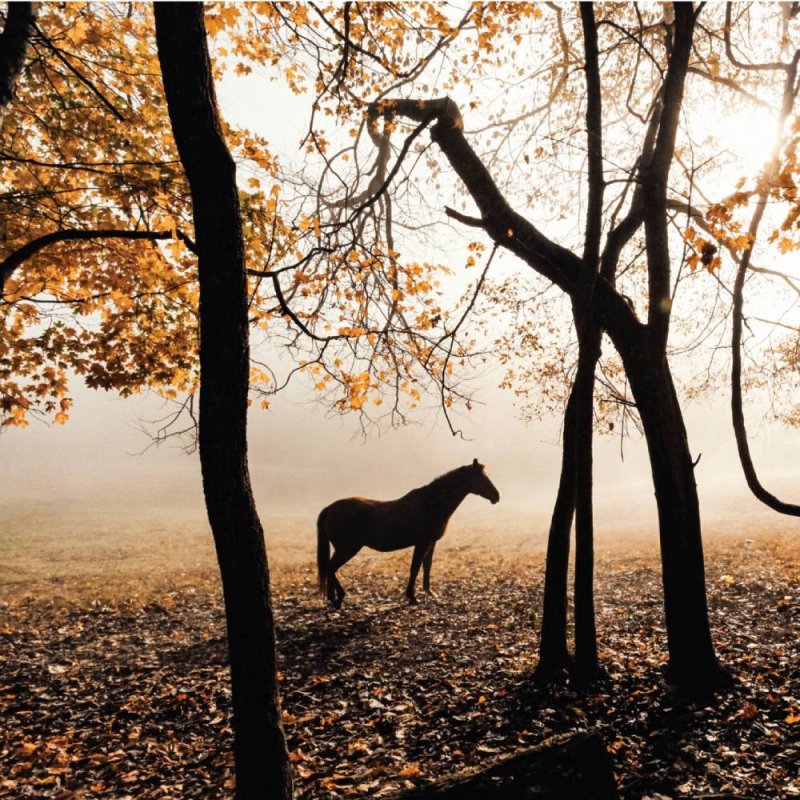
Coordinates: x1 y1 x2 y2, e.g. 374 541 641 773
623 346 730 698
534 387 576 685
535 329 601 688
153 5 293 799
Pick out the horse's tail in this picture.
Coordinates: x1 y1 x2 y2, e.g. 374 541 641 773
316 508 330 596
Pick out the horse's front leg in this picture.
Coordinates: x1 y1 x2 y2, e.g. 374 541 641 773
422 541 437 596
405 544 428 605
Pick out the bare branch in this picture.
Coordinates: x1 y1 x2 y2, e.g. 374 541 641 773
729 44 800 516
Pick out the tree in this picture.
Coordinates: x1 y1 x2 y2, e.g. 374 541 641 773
1 8 476 788
154 5 292 798
1 3 296 796
274 1 780 694
725 3 800 518
324 3 733 697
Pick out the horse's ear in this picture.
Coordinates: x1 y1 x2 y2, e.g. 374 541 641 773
472 458 479 469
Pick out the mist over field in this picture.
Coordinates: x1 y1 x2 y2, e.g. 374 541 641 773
2 375 798 584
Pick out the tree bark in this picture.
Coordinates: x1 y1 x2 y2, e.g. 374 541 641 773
572 3 602 683
380 732 618 800
0 1 34 109
535 326 601 689
153 5 293 799
621 344 730 698
534 387 576 685
572 323 600 686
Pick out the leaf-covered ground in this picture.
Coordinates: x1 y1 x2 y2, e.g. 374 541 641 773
1 537 798 799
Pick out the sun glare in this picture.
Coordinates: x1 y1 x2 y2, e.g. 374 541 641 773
711 108 780 178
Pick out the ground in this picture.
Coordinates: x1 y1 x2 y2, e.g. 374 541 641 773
0 510 798 799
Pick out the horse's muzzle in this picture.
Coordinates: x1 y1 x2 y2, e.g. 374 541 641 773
491 495 500 505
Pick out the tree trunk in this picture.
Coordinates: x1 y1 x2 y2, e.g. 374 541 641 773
0 1 34 299
623 345 730 699
379 732 618 800
0 1 34 108
572 324 600 686
534 328 601 689
153 5 293 799
534 386 576 685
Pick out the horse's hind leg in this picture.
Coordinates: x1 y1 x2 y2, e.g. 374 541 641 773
405 544 429 605
327 545 361 609
422 542 437 595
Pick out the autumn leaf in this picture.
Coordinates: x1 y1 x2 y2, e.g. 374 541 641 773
741 703 759 721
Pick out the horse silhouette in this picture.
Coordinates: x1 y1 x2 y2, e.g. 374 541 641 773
317 458 500 607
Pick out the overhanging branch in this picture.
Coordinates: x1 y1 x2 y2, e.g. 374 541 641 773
1 228 197 297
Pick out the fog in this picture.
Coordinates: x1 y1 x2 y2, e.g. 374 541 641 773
1 373 798 554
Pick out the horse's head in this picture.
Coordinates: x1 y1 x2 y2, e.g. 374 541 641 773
468 458 500 504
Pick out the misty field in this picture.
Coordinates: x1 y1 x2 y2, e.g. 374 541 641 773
1 512 799 799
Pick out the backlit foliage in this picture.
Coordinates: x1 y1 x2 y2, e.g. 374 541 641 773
2 3 800 435
1 3 195 425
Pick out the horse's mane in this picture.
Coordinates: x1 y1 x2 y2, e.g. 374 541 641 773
421 465 472 494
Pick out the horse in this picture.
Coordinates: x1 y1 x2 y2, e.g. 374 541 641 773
316 458 500 608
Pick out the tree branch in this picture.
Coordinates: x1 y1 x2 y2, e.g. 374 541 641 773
643 2 695 350
724 3 792 74
368 97 581 292
730 46 800 516
367 95 644 352
32 20 127 121
1 228 197 297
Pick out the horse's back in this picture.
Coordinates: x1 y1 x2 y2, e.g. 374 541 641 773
319 493 441 553
319 497 380 549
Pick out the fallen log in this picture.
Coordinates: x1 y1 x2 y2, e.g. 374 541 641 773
381 731 619 800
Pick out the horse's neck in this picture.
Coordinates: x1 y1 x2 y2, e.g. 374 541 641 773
426 476 469 520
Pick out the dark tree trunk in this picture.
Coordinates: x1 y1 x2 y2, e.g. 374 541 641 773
0 1 34 299
534 387 576 685
572 324 600 686
622 344 730 698
153 5 293 799
0 1 34 108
